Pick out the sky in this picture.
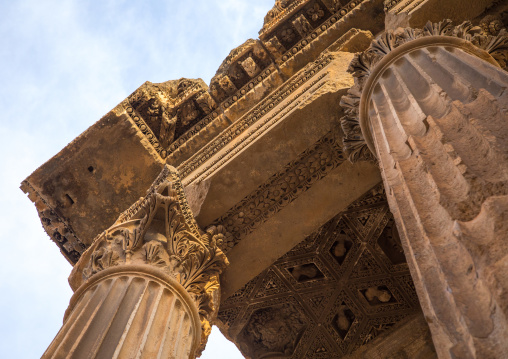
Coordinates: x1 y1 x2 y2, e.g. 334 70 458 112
0 0 275 357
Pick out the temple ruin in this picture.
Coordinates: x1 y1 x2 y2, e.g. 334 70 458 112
22 0 508 358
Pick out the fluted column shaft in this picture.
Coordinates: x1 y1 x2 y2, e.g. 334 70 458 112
43 266 200 359
41 166 228 359
354 34 508 359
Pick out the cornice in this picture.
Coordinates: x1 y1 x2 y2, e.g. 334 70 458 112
177 53 335 183
260 1 310 37
20 180 85 264
212 127 345 252
23 0 384 264
266 0 370 65
117 0 381 167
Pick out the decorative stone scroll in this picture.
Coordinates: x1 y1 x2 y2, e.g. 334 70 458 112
338 19 508 359
46 165 228 358
339 19 508 163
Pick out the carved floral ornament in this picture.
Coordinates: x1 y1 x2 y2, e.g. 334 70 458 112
263 0 304 30
70 166 228 351
217 185 423 358
339 19 508 163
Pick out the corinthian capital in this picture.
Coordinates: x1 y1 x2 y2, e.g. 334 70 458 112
339 19 508 163
69 165 229 351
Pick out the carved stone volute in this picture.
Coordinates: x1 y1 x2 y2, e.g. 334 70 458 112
339 19 508 163
69 165 229 353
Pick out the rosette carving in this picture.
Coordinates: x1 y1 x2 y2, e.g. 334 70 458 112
339 19 508 163
79 165 229 350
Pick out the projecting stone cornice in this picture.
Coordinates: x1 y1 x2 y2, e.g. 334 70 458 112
120 0 384 164
21 0 385 264
21 34 371 264
177 51 335 183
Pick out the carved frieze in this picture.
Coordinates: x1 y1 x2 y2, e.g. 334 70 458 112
39 2 381 186
307 3 326 21
105 1 380 170
178 52 334 182
73 166 228 350
261 0 310 36
123 78 218 159
339 20 508 163
217 185 425 358
213 127 345 252
265 36 287 57
293 14 313 37
209 39 273 105
260 0 371 65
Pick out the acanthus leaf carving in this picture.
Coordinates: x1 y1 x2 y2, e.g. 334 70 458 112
472 29 508 69
80 165 229 350
339 20 508 163
369 32 396 57
143 240 170 267
83 246 120 279
422 18 454 36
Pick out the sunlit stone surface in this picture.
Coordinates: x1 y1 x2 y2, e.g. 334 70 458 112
21 0 508 357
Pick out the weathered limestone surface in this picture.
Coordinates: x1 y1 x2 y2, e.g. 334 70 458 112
21 110 166 263
21 0 386 266
341 20 508 358
184 50 358 227
22 0 508 358
43 166 228 358
217 185 435 358
43 269 200 359
384 0 497 29
220 160 381 299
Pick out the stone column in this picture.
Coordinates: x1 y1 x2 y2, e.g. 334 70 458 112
340 21 508 359
42 166 228 359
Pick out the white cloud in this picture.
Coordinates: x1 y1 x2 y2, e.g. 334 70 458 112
0 0 275 357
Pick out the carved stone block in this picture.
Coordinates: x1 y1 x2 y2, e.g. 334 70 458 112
293 14 313 37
